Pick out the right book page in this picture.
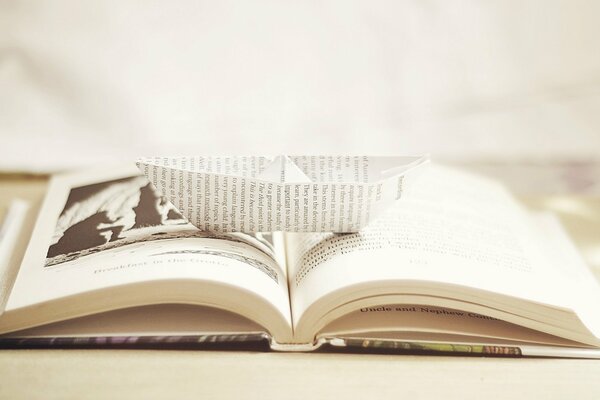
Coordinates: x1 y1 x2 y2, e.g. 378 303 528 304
286 163 600 345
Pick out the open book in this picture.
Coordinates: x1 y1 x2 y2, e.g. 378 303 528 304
2 163 600 358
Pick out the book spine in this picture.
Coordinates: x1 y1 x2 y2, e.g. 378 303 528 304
268 337 328 352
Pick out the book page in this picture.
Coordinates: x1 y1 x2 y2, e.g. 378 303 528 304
531 213 600 338
3 165 292 340
7 304 265 337
318 304 587 348
286 164 595 341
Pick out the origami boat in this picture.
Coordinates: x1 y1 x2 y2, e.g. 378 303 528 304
136 155 429 233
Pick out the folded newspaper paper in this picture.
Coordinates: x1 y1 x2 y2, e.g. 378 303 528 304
136 155 429 233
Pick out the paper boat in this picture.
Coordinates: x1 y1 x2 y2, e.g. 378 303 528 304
136 155 429 233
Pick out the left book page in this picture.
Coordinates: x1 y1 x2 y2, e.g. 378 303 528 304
0 165 293 343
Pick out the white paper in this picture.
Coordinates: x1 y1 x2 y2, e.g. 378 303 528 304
0 200 30 316
136 155 429 233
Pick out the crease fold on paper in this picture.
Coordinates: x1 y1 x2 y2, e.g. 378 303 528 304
136 155 429 233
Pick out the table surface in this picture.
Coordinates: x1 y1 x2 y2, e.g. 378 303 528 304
1 174 600 399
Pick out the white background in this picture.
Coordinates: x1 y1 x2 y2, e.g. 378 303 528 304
1 1 600 171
